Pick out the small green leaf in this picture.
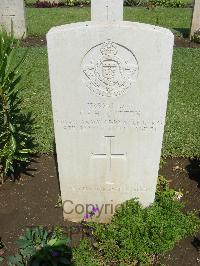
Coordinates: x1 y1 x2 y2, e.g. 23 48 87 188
8 254 23 265
47 238 57 246
53 239 68 247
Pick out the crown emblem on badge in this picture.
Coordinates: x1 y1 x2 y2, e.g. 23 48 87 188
100 40 118 57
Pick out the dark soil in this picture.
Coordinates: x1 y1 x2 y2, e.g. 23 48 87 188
21 35 200 48
0 156 200 265
174 37 200 48
22 36 47 47
159 158 200 266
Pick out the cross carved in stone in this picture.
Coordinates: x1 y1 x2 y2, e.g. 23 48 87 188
91 0 124 22
91 136 127 177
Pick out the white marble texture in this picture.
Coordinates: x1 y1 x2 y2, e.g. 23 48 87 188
91 0 123 22
190 0 200 39
47 1 174 223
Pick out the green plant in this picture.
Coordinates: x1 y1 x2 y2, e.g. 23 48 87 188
73 239 101 266
192 29 200 43
8 226 71 265
124 0 147 6
159 157 166 169
156 175 177 199
65 0 90 6
74 177 200 265
0 30 34 183
64 0 147 7
149 0 184 7
0 237 5 263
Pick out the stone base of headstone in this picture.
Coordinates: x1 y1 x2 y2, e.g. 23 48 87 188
0 0 27 39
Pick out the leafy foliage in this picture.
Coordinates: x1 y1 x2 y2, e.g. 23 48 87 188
73 239 101 266
65 0 90 6
74 177 200 265
8 226 71 265
0 237 5 263
34 0 65 8
26 0 190 7
149 0 185 7
192 29 200 44
124 0 148 6
0 30 34 183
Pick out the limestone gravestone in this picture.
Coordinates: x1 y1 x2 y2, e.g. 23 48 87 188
47 0 174 223
0 0 26 39
190 0 200 39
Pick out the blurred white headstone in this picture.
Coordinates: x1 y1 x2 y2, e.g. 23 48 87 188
0 0 26 39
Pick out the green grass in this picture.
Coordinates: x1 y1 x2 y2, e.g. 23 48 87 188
17 47 200 157
163 48 200 157
18 48 53 153
26 7 193 37
27 7 90 36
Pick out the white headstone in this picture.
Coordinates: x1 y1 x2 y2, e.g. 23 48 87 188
91 0 123 22
190 0 200 39
0 0 26 39
47 0 174 223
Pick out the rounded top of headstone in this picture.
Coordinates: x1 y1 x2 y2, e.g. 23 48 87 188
47 21 174 40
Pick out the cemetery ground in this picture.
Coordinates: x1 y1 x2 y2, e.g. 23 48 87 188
0 5 200 266
1 157 200 265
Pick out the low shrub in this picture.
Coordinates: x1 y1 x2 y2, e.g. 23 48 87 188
73 239 100 266
149 0 185 7
124 0 148 6
0 30 34 183
8 227 71 265
34 0 65 8
73 176 200 265
192 29 200 44
65 0 90 6
26 0 189 7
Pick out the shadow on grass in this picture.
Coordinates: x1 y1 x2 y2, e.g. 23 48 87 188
173 27 190 38
186 158 200 188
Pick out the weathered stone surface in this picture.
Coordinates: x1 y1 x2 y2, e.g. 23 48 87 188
47 1 174 223
190 0 200 39
91 0 123 22
0 0 26 39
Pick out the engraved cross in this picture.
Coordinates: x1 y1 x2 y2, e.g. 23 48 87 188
91 136 126 175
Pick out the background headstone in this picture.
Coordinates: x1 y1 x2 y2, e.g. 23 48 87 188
47 0 174 223
190 0 200 39
91 0 123 22
0 0 26 39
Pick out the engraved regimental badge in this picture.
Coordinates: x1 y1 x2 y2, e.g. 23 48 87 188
82 40 139 98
